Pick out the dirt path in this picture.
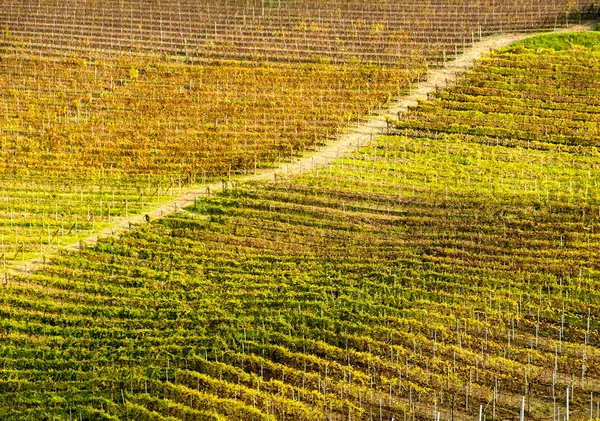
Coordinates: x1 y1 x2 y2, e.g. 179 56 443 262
9 22 596 276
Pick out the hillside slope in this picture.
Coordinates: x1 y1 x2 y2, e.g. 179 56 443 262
3 32 600 420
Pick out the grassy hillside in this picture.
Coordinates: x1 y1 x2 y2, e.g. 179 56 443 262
511 30 600 50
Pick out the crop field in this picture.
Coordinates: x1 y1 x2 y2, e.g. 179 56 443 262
1 0 598 64
0 0 595 267
0 44 420 269
2 31 600 420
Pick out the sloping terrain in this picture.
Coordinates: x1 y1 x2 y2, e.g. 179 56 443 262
0 46 419 269
1 0 596 64
2 32 600 420
0 0 595 268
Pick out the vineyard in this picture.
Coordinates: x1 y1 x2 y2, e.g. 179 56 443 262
0 0 595 267
0 0 598 65
0 43 421 269
1 31 600 420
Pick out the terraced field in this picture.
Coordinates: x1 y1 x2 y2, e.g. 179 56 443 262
3 31 600 420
